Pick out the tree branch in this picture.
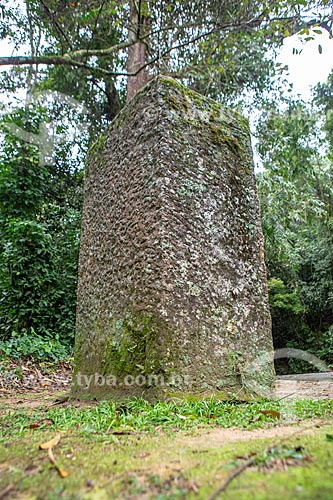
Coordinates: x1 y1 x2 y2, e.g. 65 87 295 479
1 12 331 78
0 55 120 75
64 39 134 60
39 0 73 52
0 54 150 77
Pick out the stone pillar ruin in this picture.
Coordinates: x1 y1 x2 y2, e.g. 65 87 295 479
72 76 275 400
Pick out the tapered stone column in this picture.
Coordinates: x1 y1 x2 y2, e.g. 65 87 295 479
72 76 274 400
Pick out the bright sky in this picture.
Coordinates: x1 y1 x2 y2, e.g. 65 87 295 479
1 18 332 102
252 30 333 171
278 30 333 100
1 23 333 119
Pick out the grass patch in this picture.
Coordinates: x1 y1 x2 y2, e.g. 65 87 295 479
217 432 333 500
1 398 333 442
1 397 332 499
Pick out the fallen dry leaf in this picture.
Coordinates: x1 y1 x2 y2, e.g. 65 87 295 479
258 410 281 419
48 447 69 478
39 433 61 450
28 418 54 429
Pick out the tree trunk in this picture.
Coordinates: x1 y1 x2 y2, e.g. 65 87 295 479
126 0 150 102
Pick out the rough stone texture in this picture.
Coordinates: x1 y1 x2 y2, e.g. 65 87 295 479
72 76 275 400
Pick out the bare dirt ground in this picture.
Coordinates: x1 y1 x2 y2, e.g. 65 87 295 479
0 359 72 408
179 419 328 447
275 373 333 400
1 359 333 406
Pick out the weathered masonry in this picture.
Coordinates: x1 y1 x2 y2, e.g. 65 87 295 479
72 76 274 400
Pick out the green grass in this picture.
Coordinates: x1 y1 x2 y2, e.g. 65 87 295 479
1 397 333 499
1 398 333 442
221 432 333 500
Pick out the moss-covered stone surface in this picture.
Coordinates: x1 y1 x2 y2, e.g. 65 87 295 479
73 76 274 400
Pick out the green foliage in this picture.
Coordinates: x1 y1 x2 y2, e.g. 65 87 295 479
0 218 78 349
0 328 68 362
267 279 311 373
1 220 58 334
268 278 304 314
0 106 83 360
257 96 333 373
252 444 309 468
315 72 333 155
315 325 333 366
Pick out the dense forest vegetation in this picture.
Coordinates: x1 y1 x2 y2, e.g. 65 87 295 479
0 0 332 373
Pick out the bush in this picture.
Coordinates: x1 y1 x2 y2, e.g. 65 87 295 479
0 328 70 362
0 108 82 357
268 278 333 373
0 218 78 347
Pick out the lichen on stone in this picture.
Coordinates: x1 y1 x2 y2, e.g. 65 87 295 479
72 76 275 401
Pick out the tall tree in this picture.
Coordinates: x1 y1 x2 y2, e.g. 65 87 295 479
126 0 150 101
0 0 331 114
256 98 333 371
